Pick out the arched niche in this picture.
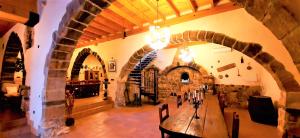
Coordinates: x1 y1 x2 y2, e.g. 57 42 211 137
1 32 26 85
70 48 107 80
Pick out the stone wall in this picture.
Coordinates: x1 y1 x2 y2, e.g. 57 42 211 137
215 84 262 108
158 67 203 98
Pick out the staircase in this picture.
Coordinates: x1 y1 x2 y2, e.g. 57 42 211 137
127 50 157 104
71 98 114 119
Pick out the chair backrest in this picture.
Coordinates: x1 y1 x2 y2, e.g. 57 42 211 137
159 103 169 123
183 92 188 101
177 95 182 108
232 112 240 138
218 93 226 115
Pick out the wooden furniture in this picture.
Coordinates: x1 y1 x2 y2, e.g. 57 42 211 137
218 93 226 115
159 103 170 138
177 95 182 108
65 80 100 98
232 112 240 138
248 96 278 126
159 104 170 123
159 95 228 138
141 66 159 104
203 75 215 94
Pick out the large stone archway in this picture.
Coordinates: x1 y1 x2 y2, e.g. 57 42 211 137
120 31 300 93
70 48 107 80
41 0 300 136
231 0 300 73
1 32 26 85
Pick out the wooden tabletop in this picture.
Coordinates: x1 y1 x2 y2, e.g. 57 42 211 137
159 95 228 138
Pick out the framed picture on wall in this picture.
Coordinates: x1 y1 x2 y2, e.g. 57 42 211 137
108 59 116 72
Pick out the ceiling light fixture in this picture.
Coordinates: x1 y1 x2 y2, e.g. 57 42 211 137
179 47 194 63
145 0 170 50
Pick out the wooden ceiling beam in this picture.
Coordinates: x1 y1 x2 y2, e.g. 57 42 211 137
80 35 96 41
0 0 39 27
107 2 144 27
77 3 239 48
94 15 124 31
140 0 165 20
116 0 152 23
188 0 199 12
82 31 102 39
166 0 180 17
89 21 116 34
100 9 134 29
85 26 108 36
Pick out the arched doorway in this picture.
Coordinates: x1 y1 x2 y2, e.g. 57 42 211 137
70 48 107 80
0 32 27 129
1 32 26 84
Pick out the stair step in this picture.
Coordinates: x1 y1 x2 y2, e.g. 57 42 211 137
72 102 114 119
73 99 112 112
0 118 27 131
0 125 35 138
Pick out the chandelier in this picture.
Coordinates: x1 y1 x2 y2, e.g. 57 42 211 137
145 0 170 50
179 47 194 63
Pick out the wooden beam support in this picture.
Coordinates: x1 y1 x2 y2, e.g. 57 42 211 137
210 0 216 7
166 0 180 17
188 0 198 12
81 31 100 39
107 2 144 27
80 35 96 41
89 20 116 34
85 26 108 36
0 0 39 27
94 15 124 31
116 0 152 22
100 9 134 29
140 0 165 20
77 3 239 47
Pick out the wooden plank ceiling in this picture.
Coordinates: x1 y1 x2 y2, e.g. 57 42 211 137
77 0 239 47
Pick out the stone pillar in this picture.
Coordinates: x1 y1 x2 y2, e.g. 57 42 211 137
115 78 126 106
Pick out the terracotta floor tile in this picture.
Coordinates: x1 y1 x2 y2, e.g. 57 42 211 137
61 96 282 138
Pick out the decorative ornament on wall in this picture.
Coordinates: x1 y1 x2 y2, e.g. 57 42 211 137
108 57 116 72
225 74 229 78
218 75 223 79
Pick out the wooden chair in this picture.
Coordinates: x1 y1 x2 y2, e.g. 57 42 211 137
218 93 226 115
177 95 182 108
232 112 240 138
183 92 188 101
159 103 169 138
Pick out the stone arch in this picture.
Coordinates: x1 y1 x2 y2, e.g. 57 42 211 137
160 63 208 76
1 32 26 85
230 0 300 73
70 48 107 80
120 31 300 93
42 0 113 136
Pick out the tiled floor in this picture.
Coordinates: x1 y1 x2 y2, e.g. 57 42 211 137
74 95 104 107
61 96 282 138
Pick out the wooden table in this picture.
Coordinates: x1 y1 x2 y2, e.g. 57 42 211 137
159 95 228 138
